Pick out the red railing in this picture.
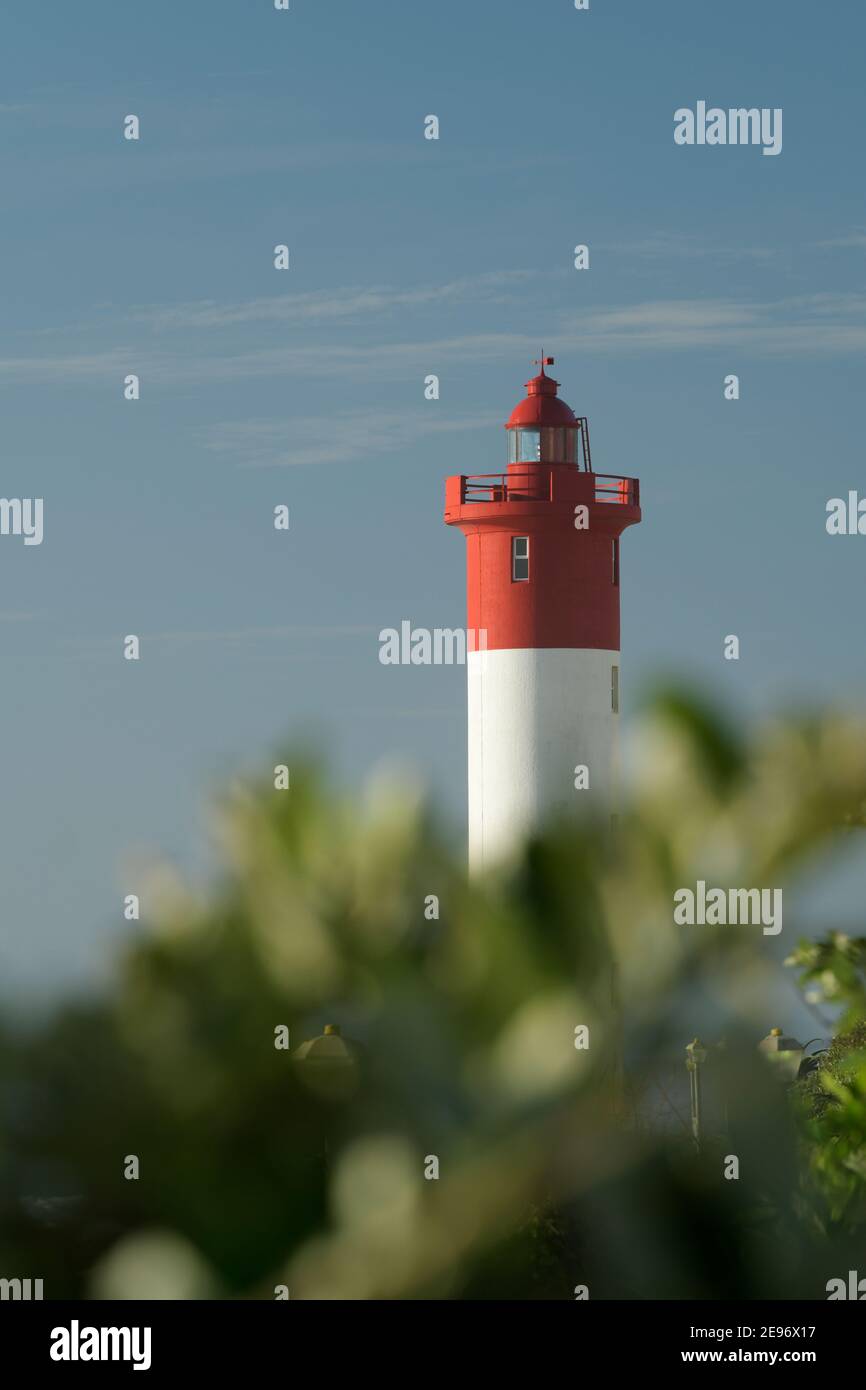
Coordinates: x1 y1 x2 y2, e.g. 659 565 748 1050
462 471 546 503
460 472 639 506
594 474 639 506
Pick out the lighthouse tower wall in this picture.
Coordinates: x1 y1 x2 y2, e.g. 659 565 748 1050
467 646 619 866
444 362 641 872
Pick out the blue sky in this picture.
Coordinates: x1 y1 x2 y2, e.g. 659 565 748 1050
1 0 865 1000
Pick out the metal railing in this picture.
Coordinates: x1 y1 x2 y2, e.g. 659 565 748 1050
460 472 639 506
593 474 639 505
462 471 545 503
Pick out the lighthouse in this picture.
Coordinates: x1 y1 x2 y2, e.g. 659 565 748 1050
444 358 641 868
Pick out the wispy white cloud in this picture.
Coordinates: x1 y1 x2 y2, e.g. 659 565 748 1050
199 408 501 467
144 624 377 644
816 228 866 250
343 706 459 721
3 292 866 389
9 139 433 197
0 333 532 386
62 624 378 654
0 348 140 381
568 293 866 352
131 271 537 331
608 230 775 261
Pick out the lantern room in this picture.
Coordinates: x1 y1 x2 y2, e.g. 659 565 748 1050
505 356 587 468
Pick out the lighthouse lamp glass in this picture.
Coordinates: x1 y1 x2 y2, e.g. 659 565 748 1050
508 429 540 463
507 428 576 465
541 427 577 463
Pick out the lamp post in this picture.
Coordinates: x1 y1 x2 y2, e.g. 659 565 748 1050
293 1023 361 1172
757 1027 805 1080
685 1038 708 1153
293 1023 360 1100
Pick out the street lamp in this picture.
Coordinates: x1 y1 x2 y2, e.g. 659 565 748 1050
685 1038 708 1152
293 1023 361 1172
293 1023 360 1101
757 1027 805 1080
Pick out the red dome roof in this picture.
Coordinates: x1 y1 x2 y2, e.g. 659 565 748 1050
506 368 578 429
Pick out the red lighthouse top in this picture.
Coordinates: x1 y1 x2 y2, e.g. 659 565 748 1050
506 356 578 429
444 358 641 654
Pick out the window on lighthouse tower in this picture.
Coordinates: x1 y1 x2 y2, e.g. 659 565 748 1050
512 536 529 581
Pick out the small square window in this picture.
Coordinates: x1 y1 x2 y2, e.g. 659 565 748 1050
512 536 529 581
611 664 619 713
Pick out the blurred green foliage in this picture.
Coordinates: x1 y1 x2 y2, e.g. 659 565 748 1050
2 690 866 1300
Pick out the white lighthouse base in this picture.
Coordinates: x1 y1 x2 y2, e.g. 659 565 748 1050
466 647 620 870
